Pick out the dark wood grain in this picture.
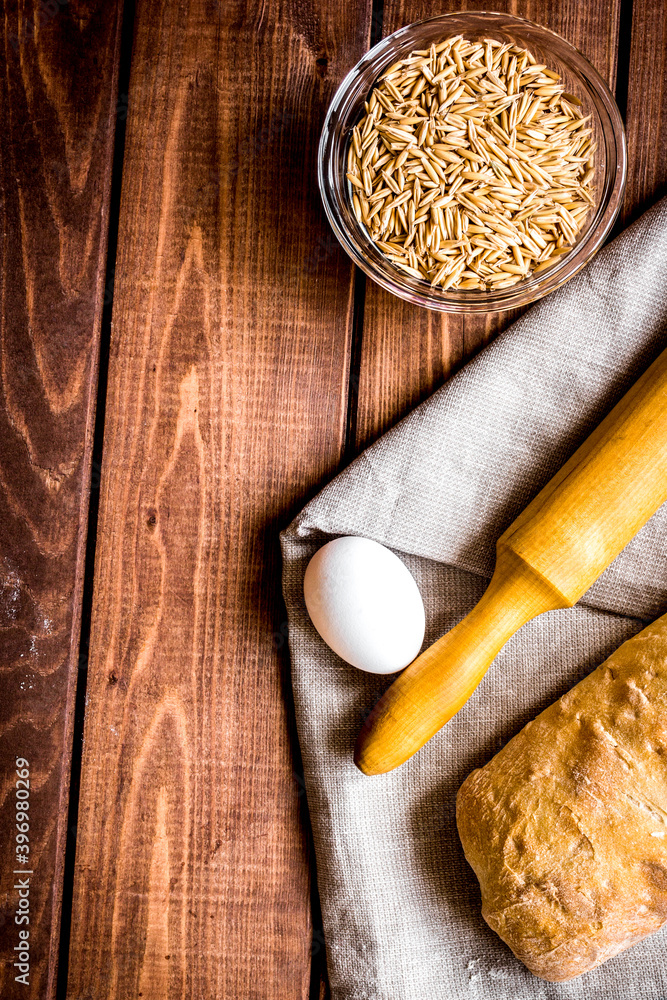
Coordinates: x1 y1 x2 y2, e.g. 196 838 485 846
0 3 123 997
355 0 622 452
65 1 370 997
622 0 667 224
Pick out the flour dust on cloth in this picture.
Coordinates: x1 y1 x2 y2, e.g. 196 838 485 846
281 198 667 1000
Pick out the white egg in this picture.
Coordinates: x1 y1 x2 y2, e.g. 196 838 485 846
303 536 425 674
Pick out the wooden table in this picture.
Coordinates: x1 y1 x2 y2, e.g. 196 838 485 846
1 1 665 997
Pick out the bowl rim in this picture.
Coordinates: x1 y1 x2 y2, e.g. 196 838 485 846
317 11 627 313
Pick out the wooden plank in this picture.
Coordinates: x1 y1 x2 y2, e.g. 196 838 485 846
65 1 370 997
355 0 622 452
0 3 123 998
622 0 667 224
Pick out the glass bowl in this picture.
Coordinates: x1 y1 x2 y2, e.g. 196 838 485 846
318 11 626 313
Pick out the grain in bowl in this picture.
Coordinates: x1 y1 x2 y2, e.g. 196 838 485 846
346 35 596 291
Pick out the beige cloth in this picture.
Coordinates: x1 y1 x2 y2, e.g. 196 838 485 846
280 198 667 1000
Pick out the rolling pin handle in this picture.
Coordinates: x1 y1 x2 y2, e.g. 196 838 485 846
354 549 567 775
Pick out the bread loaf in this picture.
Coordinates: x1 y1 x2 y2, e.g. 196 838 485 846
456 614 667 981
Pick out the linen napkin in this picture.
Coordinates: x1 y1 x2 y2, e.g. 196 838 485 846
280 197 667 1000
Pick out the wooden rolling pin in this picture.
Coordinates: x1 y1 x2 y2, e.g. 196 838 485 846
355 346 667 776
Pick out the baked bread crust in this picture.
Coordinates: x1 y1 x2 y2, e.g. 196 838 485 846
456 615 667 981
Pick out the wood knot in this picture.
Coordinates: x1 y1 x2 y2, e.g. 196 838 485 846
315 54 328 77
146 509 157 528
108 671 117 685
